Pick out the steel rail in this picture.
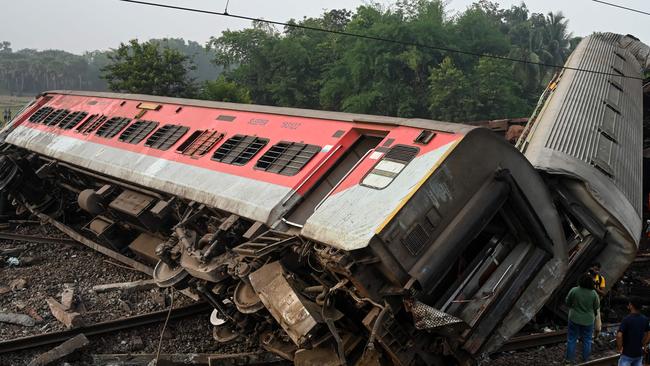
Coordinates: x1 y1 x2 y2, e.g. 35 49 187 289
500 323 620 352
0 232 79 246
0 302 211 354
499 329 567 352
577 354 619 366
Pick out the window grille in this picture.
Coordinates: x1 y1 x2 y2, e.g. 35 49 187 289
58 111 88 130
119 120 159 144
96 117 131 138
29 107 54 123
145 124 189 150
76 115 107 134
176 129 224 158
255 141 320 176
43 109 70 126
211 135 268 166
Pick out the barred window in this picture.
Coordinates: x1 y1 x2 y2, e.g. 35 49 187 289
58 111 89 130
96 117 131 138
76 115 107 134
145 124 189 151
211 135 268 166
42 109 70 126
255 141 320 176
119 120 159 144
176 129 224 158
29 107 54 123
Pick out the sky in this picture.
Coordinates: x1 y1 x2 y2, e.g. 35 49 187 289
2 0 649 54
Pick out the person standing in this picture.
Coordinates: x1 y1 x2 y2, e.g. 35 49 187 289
565 273 600 365
590 262 606 336
617 297 650 366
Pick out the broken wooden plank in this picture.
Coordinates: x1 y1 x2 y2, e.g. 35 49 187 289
46 298 83 328
27 334 89 366
0 312 35 327
92 279 157 294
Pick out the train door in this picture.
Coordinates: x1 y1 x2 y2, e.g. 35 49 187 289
285 133 385 226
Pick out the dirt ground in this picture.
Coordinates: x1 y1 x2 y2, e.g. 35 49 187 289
0 223 225 366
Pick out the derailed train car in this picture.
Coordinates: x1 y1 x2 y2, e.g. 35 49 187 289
0 32 646 365
517 32 649 316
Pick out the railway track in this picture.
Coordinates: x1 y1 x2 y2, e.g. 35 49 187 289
0 231 79 246
500 323 619 352
0 302 211 354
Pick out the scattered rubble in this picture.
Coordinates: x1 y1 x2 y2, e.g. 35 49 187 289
92 279 157 294
0 312 35 327
26 333 89 366
46 297 83 328
9 278 27 291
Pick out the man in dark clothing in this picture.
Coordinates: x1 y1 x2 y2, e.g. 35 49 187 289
617 297 650 366
565 274 600 365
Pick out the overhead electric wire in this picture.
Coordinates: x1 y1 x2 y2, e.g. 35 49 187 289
117 0 642 80
591 0 650 16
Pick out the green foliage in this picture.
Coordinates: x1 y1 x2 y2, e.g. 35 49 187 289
0 38 221 97
198 77 251 103
428 57 473 121
208 0 579 121
101 39 196 97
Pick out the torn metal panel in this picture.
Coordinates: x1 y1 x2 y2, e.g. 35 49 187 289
249 262 321 346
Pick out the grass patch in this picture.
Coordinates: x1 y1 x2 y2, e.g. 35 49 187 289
0 95 33 127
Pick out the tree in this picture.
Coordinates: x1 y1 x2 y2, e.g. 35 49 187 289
474 57 528 119
198 76 251 103
428 57 473 122
101 39 196 97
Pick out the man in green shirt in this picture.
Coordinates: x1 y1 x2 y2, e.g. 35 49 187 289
565 273 600 364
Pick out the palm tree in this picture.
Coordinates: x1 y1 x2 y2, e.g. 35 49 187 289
543 11 572 66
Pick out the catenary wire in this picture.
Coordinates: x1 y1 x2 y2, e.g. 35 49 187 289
116 0 643 80
591 0 650 16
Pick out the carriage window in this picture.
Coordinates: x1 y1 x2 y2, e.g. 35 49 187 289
29 107 54 123
43 109 70 126
211 134 268 166
58 111 88 130
96 117 131 138
361 145 419 189
119 120 159 144
177 129 224 158
76 115 106 134
145 124 189 151
255 141 320 176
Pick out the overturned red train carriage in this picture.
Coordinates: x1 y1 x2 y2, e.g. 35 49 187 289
0 32 647 365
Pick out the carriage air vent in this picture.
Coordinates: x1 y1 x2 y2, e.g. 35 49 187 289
403 223 429 256
145 124 189 151
211 134 269 166
414 130 436 145
76 115 107 134
119 120 159 144
255 141 321 176
361 145 419 189
216 115 236 122
58 111 88 130
176 129 224 158
96 117 132 138
29 107 54 123
43 109 70 126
